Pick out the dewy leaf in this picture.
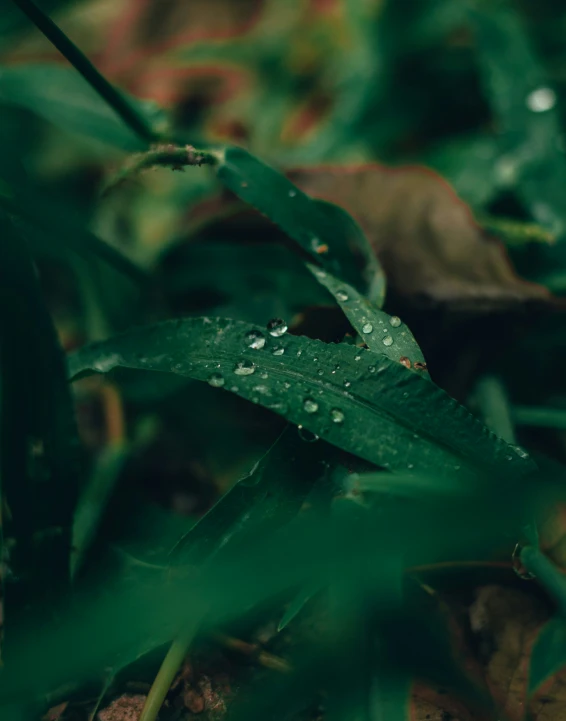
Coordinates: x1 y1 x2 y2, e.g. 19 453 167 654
307 264 427 376
0 212 79 651
287 164 550 307
213 147 379 299
68 316 532 476
0 65 164 150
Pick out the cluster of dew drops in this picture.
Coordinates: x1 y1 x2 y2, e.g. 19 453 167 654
206 318 345 427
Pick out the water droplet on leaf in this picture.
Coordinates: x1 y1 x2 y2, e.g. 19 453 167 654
288 189 297 198
234 360 256 376
272 346 285 356
389 316 401 327
303 398 319 413
267 318 288 337
331 408 345 424
383 336 393 346
245 330 266 350
208 373 225 388
344 380 351 388
362 323 373 334
298 426 319 443
336 290 349 302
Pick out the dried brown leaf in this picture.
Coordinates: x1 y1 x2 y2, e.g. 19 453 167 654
97 694 146 721
287 165 550 308
467 585 566 721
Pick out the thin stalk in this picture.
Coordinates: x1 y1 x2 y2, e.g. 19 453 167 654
139 622 199 721
10 0 158 145
101 145 218 196
513 405 566 430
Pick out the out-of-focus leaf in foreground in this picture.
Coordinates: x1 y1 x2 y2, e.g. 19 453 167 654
68 316 533 476
0 212 78 654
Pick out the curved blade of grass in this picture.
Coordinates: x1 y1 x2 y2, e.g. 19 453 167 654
0 212 79 654
214 146 379 298
68 316 532 476
307 264 427 375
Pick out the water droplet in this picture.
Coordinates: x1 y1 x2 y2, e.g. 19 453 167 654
313 357 319 362
208 372 225 388
269 401 288 413
399 356 411 369
272 346 285 356
526 87 556 113
234 360 256 376
354 354 361 361
368 366 376 373
330 408 345 424
303 398 319 413
252 385 269 395
267 318 288 337
283 382 291 389
383 336 393 347
317 369 324 376
344 380 351 388
311 237 329 254
298 426 319 443
288 189 297 198
336 290 349 302
230 386 239 393
511 444 530 459
259 372 269 379
245 330 266 350
362 323 373 334
389 316 401 327
297 349 303 357
172 362 182 372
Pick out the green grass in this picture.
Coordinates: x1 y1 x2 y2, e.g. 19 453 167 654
2 1 566 720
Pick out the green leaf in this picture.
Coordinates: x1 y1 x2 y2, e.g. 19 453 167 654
307 264 427 374
528 616 566 694
213 147 379 299
0 65 164 150
171 426 324 565
0 212 79 653
71 445 129 578
68 316 532 476
0 185 146 286
278 584 319 632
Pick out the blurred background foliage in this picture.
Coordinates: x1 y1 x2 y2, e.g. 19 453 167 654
5 1 566 720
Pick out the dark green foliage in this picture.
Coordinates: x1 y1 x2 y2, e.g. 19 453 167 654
4 1 566 720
